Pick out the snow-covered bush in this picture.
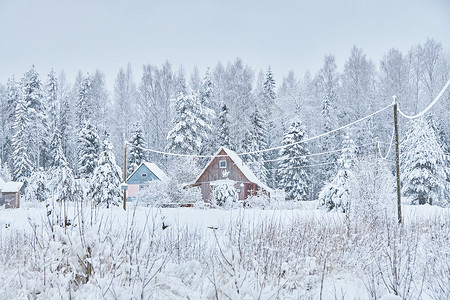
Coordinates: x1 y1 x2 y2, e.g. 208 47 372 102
346 157 396 222
25 169 49 202
137 179 202 207
318 131 356 212
137 180 170 207
245 190 270 208
212 182 239 208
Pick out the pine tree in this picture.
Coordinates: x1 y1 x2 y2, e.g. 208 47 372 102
5 76 20 136
12 97 33 183
127 124 146 175
263 66 276 107
401 117 448 206
262 67 280 187
48 128 65 169
218 103 232 149
243 108 269 184
59 95 72 160
46 69 59 132
0 159 12 182
89 138 122 208
199 67 217 154
78 121 100 178
278 121 311 201
316 56 340 182
76 73 92 129
21 66 48 169
318 131 357 212
166 92 210 155
47 141 76 203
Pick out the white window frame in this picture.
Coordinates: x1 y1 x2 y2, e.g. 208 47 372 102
219 160 227 168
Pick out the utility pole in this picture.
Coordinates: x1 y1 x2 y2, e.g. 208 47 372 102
393 97 402 224
123 143 127 211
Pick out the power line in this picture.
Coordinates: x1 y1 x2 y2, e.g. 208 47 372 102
377 127 395 160
397 78 450 120
266 161 338 171
238 104 393 156
125 103 393 159
124 141 218 158
247 141 375 165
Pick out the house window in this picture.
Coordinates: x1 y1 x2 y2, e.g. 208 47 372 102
219 160 227 168
141 173 147 178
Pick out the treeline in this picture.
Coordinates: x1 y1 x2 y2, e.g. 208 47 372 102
0 38 449 203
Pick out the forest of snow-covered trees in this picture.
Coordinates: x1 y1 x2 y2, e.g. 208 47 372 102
0 38 449 207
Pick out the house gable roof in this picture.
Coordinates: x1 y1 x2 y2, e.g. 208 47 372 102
126 161 169 183
192 147 273 193
0 180 23 193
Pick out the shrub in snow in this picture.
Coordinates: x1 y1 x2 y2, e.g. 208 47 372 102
137 180 170 207
212 182 239 208
137 179 201 207
347 157 396 222
400 117 448 206
25 169 49 202
318 131 356 212
245 190 270 208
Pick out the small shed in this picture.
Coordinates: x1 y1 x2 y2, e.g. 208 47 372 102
185 147 273 203
125 162 169 199
0 178 24 209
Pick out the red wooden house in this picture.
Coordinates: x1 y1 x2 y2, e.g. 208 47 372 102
186 147 273 202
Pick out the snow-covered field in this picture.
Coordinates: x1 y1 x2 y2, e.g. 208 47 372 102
0 201 449 299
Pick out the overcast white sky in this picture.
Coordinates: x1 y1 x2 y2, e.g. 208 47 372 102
0 0 449 89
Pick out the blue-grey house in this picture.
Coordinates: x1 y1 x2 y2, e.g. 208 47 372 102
126 162 169 199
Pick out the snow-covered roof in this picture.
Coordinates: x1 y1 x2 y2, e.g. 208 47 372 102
191 147 273 193
0 180 23 193
126 161 169 182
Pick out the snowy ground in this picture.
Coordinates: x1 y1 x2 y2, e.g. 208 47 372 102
0 201 449 299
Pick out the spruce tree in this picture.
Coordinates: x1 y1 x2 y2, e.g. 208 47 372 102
318 131 356 212
316 56 340 182
243 108 269 184
278 121 311 201
46 69 59 132
218 103 232 149
47 140 76 203
21 66 48 169
166 92 210 155
5 76 20 137
199 67 217 154
12 97 33 183
89 138 122 208
263 66 276 107
127 124 146 175
76 73 92 129
78 120 100 178
59 95 72 160
401 117 448 206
